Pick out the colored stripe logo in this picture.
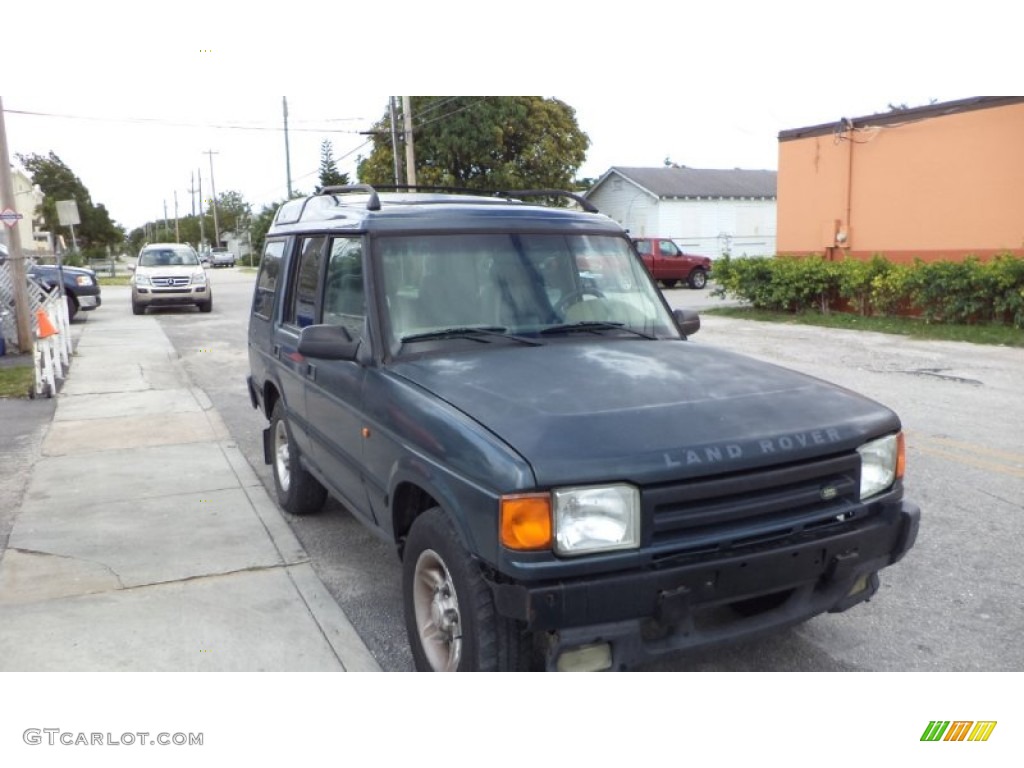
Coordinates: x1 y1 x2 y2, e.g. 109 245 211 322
921 721 997 742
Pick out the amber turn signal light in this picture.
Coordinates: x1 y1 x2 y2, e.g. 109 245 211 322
896 431 906 480
500 493 551 550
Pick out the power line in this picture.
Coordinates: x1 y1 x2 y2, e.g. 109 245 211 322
2 107 369 134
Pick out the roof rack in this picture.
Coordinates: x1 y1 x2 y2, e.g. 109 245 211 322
316 184 381 211
314 183 599 213
493 191 598 215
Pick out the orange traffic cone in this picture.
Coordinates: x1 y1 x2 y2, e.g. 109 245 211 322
36 308 58 339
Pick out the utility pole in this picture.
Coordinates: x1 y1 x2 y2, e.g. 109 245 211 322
389 97 403 187
163 200 169 240
283 96 293 198
197 168 205 251
173 191 180 243
402 96 417 187
203 150 220 246
0 95 33 353
189 171 197 218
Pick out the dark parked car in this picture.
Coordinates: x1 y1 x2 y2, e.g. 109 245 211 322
0 243 102 321
246 186 919 672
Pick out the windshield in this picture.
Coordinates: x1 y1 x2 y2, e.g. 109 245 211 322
378 233 678 353
139 248 199 267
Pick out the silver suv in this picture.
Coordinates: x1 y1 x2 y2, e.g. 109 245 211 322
131 243 212 314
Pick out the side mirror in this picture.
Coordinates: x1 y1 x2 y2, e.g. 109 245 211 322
126 264 135 273
297 323 359 361
673 308 700 337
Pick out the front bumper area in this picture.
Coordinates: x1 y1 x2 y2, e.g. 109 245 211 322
77 293 102 310
488 500 920 670
133 285 209 306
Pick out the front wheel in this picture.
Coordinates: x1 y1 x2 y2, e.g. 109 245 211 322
403 508 532 671
688 269 708 289
269 400 326 515
198 297 213 313
661 279 678 289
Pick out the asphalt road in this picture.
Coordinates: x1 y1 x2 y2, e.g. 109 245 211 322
134 271 1023 672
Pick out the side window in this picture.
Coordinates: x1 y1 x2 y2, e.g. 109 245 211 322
253 239 285 320
634 240 652 256
286 236 326 327
323 237 364 338
661 240 681 257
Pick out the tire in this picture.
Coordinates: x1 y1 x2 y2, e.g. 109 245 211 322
688 269 708 290
66 294 79 321
198 297 213 313
403 508 532 671
269 400 327 515
661 279 678 289
132 300 145 315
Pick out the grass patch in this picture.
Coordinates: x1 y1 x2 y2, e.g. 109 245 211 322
97 275 133 286
0 363 35 398
703 306 1024 347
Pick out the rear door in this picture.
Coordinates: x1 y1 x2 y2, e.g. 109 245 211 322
273 235 327 458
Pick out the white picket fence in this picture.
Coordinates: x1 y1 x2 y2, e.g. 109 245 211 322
0 257 74 397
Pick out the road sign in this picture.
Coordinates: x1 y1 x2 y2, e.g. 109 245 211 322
56 199 80 226
1 207 23 228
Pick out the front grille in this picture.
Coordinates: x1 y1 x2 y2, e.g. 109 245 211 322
152 276 191 288
644 453 863 560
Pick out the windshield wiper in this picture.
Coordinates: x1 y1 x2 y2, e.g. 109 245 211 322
539 321 657 340
400 326 542 346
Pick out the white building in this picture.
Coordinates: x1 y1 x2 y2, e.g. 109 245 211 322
585 166 777 258
0 165 45 256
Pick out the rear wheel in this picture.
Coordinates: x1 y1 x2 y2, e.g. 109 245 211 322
688 269 708 289
403 508 532 671
269 400 326 515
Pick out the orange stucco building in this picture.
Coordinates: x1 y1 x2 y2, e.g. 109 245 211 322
776 96 1024 263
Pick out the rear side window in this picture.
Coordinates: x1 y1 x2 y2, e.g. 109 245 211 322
285 236 326 327
253 239 285 319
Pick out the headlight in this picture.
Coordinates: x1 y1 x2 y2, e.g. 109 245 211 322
857 433 903 499
553 484 640 556
192 271 207 285
134 273 151 286
75 275 93 286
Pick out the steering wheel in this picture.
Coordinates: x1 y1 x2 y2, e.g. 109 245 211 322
554 286 605 317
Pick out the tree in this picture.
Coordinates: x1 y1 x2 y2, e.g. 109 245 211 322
16 151 125 251
249 189 305 261
205 190 251 237
357 97 590 192
318 139 349 188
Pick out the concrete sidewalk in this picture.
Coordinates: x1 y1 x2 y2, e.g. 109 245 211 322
0 311 380 671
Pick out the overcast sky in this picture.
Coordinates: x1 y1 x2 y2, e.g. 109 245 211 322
2 1 1017 234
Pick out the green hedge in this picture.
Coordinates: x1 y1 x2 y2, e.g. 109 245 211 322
712 253 1024 328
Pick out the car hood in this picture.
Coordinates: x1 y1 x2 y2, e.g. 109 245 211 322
136 265 203 274
389 340 899 487
29 264 96 277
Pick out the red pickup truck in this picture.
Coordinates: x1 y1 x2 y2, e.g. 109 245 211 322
632 237 712 289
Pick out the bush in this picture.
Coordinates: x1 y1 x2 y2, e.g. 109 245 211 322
716 252 1024 328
